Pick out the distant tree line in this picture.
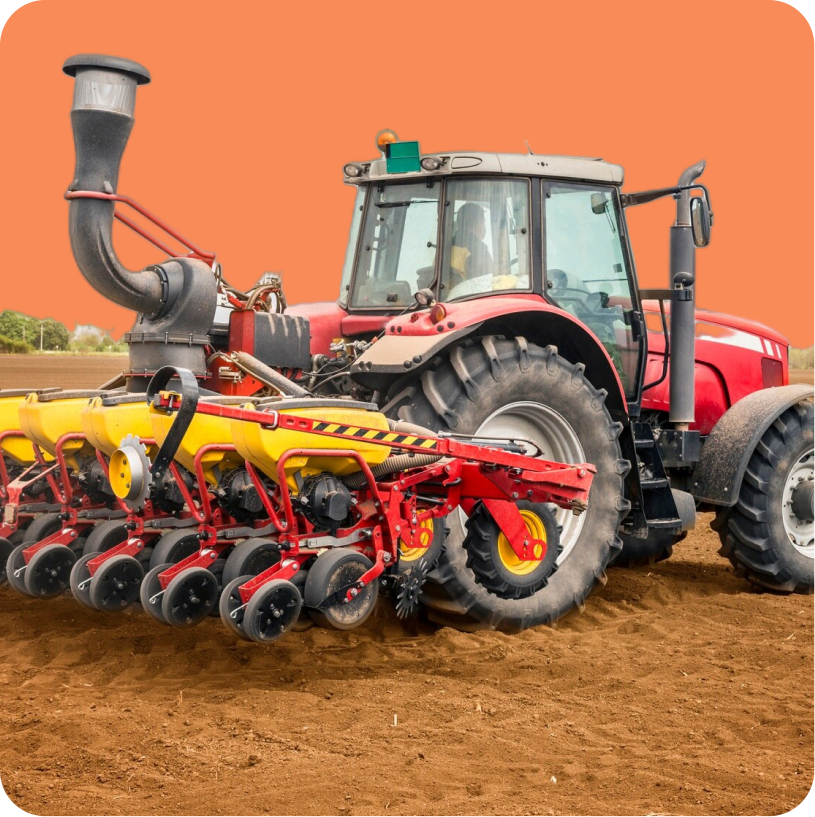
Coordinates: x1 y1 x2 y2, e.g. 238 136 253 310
790 347 814 370
0 311 127 354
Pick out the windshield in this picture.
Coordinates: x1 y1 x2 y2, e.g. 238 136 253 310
350 182 441 308
440 178 530 302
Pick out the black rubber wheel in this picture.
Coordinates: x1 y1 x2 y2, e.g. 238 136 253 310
383 337 628 632
221 537 280 587
0 537 14 585
244 579 302 643
463 500 560 599
290 568 314 632
207 556 227 617
161 567 220 627
8 528 25 546
89 554 144 611
82 519 128 556
6 543 31 596
219 574 254 640
713 401 814 594
615 530 686 567
149 530 201 570
69 552 100 609
304 548 377 630
24 543 76 598
140 562 173 623
22 512 62 545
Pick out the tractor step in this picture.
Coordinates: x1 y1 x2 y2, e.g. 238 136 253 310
634 438 655 449
646 517 683 530
641 477 670 490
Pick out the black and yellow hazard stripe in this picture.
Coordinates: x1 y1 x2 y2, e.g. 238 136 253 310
310 421 440 450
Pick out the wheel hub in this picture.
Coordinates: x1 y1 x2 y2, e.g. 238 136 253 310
473 401 585 565
783 451 814 557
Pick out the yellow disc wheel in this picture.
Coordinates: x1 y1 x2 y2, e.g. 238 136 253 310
463 500 560 600
496 510 547 576
399 518 435 563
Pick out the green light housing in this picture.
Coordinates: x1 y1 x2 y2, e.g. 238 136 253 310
386 141 421 174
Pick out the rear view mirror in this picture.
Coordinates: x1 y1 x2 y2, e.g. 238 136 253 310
690 196 712 247
590 193 608 215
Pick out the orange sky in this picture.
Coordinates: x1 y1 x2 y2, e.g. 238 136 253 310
0 0 812 347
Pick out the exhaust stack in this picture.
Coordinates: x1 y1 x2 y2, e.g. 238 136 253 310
668 160 705 428
63 54 217 391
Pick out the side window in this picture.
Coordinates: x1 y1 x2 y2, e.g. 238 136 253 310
338 186 366 305
544 182 639 396
441 179 530 302
350 183 440 308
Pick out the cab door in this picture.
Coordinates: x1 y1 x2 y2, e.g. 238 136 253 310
542 180 644 401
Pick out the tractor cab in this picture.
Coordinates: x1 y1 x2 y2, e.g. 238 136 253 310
337 134 644 398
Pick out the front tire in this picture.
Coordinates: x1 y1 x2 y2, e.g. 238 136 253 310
713 401 814 593
384 337 629 631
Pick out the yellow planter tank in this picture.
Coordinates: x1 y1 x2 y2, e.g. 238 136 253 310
230 400 392 490
82 395 159 459
149 397 250 486
0 391 40 465
19 390 105 472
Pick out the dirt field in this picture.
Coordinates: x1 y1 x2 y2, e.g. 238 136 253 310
0 354 127 391
0 357 812 816
791 369 814 386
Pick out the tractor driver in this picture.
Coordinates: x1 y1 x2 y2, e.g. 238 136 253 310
449 203 495 288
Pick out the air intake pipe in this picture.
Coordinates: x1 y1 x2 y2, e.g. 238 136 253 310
63 54 218 391
668 160 705 428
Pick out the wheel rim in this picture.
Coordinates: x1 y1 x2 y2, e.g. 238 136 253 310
245 580 302 643
90 555 144 611
783 449 814 557
399 518 434 562
25 545 76 598
472 401 586 564
162 568 219 627
496 510 546 576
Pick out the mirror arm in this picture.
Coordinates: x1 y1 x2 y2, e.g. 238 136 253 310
621 183 712 215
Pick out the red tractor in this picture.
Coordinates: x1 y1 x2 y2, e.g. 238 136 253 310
3 54 810 634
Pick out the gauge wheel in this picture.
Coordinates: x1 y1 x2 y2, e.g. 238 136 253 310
24 543 76 598
89 554 144 611
243 579 302 643
304 548 378 631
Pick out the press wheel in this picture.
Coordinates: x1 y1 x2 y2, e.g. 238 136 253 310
70 552 100 610
25 544 76 598
0 537 14 585
140 562 173 623
6 543 31 596
219 574 254 640
304 548 377 631
161 567 220 627
89 554 144 611
243 579 302 643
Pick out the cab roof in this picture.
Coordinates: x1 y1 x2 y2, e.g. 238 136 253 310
345 152 625 186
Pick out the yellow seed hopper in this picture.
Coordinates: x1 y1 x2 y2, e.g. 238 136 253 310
18 390 107 472
82 394 159 459
0 390 46 466
149 396 254 485
230 398 392 490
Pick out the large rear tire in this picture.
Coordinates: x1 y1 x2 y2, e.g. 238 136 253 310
383 337 629 631
713 401 814 593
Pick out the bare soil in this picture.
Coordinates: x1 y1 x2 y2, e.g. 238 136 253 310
0 357 812 816
0 355 127 391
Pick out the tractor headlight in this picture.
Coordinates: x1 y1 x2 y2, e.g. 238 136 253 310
343 163 366 178
420 156 444 171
